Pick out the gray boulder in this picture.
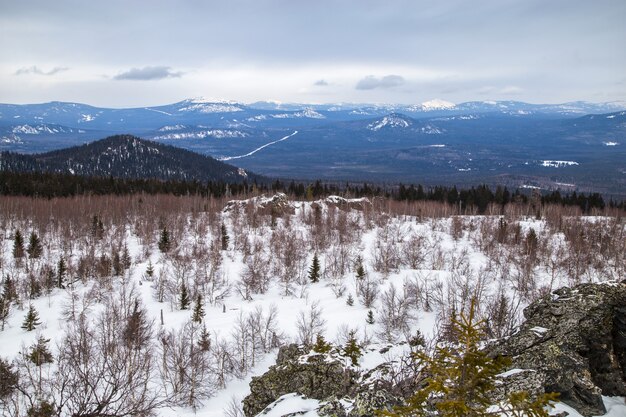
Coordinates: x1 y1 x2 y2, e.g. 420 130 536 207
494 281 626 416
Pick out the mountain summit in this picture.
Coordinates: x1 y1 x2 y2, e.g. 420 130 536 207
0 135 257 183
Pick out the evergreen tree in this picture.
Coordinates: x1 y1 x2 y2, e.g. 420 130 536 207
312 333 332 354
308 254 321 283
2 275 17 302
145 260 155 279
355 256 366 280
21 304 42 331
123 298 151 350
0 296 10 331
221 223 230 251
27 335 53 365
192 294 205 323
366 309 375 324
0 357 18 399
57 257 67 289
381 299 558 417
346 294 354 306
91 215 104 240
198 325 211 351
179 282 190 310
158 226 171 253
343 330 361 366
121 244 132 270
13 230 24 259
27 231 43 259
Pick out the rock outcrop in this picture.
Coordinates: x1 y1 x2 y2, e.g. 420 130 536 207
242 344 402 417
494 281 626 416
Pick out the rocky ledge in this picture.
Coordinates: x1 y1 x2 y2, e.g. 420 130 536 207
494 281 626 416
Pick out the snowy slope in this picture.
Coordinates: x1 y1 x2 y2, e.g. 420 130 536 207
0 195 624 417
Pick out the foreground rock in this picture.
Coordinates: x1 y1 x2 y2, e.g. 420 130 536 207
495 281 626 416
242 344 403 417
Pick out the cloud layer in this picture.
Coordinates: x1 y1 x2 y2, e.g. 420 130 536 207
113 66 182 81
1 0 624 105
15 66 68 76
356 75 405 90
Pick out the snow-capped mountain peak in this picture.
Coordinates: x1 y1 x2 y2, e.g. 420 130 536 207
367 113 412 131
421 99 456 111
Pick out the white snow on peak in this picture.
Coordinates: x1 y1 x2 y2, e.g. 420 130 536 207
80 114 95 122
421 99 456 111
11 124 71 135
153 129 248 140
179 98 244 113
367 114 411 131
603 141 619 146
271 108 326 119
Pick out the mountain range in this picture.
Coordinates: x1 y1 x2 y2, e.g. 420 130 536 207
1 98 625 194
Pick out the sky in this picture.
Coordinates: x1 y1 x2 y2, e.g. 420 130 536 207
1 0 625 107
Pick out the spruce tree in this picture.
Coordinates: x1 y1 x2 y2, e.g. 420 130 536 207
13 230 24 259
221 223 229 251
192 294 205 323
381 298 558 417
179 282 190 310
308 254 320 283
198 325 211 351
22 304 42 331
27 335 53 365
57 257 67 289
346 294 354 306
355 256 366 280
158 227 171 253
343 330 361 366
366 309 375 324
312 333 332 354
146 259 154 281
27 232 43 259
0 296 10 331
0 358 18 399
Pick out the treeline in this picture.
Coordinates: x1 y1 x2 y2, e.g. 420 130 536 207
0 170 622 214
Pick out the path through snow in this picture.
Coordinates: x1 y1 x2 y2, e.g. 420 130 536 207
219 130 298 161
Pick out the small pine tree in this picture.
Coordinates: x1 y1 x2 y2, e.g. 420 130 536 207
13 230 25 259
158 227 171 253
355 256 366 280
198 325 211 351
91 215 104 240
192 294 205 323
145 260 155 279
22 304 42 331
179 282 190 310
2 275 17 302
121 244 132 270
27 232 43 259
346 294 354 306
221 223 230 251
366 309 375 324
308 254 321 283
343 330 361 366
0 296 10 331
57 257 67 289
27 336 53 365
312 333 332 354
381 298 558 417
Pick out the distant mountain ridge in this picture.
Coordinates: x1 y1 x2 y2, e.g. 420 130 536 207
0 135 258 183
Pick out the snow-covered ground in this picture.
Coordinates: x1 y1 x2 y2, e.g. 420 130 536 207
0 195 624 416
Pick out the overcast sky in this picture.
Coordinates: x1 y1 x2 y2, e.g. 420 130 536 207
1 0 625 107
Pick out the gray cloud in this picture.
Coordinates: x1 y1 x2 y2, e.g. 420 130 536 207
356 75 405 90
113 66 183 81
314 79 329 86
15 66 68 76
